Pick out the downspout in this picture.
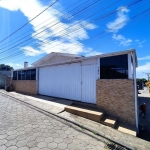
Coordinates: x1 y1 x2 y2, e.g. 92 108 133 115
132 51 139 134
36 68 39 95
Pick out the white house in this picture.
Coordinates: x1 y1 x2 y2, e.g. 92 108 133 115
12 49 138 132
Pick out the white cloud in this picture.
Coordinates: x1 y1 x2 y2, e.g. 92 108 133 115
0 0 98 56
6 63 23 69
136 62 150 78
107 6 129 33
85 50 102 57
138 56 150 61
112 34 132 46
21 46 43 56
106 6 132 47
135 39 146 48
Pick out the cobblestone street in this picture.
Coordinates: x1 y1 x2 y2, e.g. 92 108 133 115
0 94 106 150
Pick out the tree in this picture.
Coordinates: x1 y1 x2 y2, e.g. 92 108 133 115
0 64 13 71
137 78 147 84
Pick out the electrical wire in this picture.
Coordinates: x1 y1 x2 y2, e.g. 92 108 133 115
0 0 148 62
1 6 149 62
0 0 141 55
0 0 58 44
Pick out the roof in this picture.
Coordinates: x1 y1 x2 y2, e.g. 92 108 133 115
0 71 11 77
14 49 138 71
32 52 83 66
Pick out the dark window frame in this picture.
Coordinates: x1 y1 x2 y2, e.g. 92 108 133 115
18 71 22 80
26 70 31 80
100 54 128 79
13 71 17 80
13 69 36 80
31 69 36 80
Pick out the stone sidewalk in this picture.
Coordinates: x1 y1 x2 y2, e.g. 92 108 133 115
0 93 107 150
0 90 150 150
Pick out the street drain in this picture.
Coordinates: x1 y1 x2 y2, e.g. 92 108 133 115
105 142 132 150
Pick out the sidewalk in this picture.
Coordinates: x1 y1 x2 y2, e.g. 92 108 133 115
0 90 150 150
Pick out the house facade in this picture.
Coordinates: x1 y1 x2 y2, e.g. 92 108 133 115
11 49 138 132
0 71 11 89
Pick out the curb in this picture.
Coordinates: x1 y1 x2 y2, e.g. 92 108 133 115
0 91 135 150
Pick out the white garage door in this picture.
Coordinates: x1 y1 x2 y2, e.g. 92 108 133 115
39 63 81 101
81 59 97 104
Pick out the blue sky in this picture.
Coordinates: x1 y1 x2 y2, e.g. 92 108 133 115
0 0 149 78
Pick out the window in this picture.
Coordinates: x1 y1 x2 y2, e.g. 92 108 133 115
13 71 17 80
31 69 36 80
18 71 22 80
26 70 31 80
13 69 36 80
22 70 26 80
100 54 128 79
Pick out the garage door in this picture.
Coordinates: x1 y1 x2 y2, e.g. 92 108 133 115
39 63 81 101
81 60 97 104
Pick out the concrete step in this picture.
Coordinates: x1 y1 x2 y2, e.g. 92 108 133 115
65 106 105 122
115 122 136 136
100 116 117 128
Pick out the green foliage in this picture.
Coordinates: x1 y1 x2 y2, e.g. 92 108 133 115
137 78 148 84
0 64 13 71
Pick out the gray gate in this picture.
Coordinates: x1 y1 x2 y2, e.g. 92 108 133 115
0 74 6 89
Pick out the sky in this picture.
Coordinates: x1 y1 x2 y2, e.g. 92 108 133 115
0 0 149 79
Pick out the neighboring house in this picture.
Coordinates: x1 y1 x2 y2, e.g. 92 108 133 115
137 81 144 90
0 71 11 89
11 49 138 132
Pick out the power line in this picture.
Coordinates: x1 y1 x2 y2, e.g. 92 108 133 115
0 0 148 62
0 0 58 44
0 0 140 55
0 0 101 54
1 6 149 62
0 0 83 49
0 0 105 54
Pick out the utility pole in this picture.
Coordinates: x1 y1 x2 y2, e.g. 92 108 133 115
145 73 150 81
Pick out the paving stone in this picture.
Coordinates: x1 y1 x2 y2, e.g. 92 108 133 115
26 136 36 142
0 139 7 145
54 138 63 143
47 142 57 149
44 137 53 143
57 142 67 150
27 141 38 148
63 138 72 144
51 133 60 138
29 147 40 150
26 141 38 148
68 143 78 150
16 135 27 141
36 136 45 142
40 129 49 133
0 134 8 140
6 146 18 150
0 93 109 150
16 140 27 148
18 147 29 150
37 142 47 148
7 131 17 136
6 135 18 141
5 140 17 147
0 145 7 150
40 148 49 150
